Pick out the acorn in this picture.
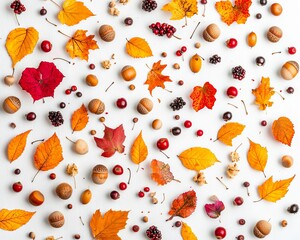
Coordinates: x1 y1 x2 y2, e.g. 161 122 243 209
137 98 153 115
88 99 105 114
80 189 92 204
48 211 65 228
267 26 282 42
253 220 272 238
152 119 162 130
28 190 44 206
247 32 257 47
121 65 136 81
91 164 108 184
3 96 21 114
99 25 115 42
203 23 220 42
280 61 299 80
4 75 15 86
189 54 202 73
55 183 73 200
85 74 98 87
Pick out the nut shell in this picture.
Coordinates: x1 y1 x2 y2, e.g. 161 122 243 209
137 98 153 115
4 75 15 86
121 65 136 81
28 190 44 206
247 32 257 47
56 183 73 200
267 26 282 42
253 220 272 238
3 96 21 114
48 211 65 228
281 155 293 168
280 61 299 80
88 99 105 114
99 25 115 42
86 74 98 87
92 164 108 184
80 189 92 204
152 119 162 130
203 24 220 42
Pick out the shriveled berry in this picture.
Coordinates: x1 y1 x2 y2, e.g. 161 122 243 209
76 92 82 97
286 87 294 94
237 235 245 240
238 219 246 225
243 181 250 187
67 204 73 209
287 204 299 214
171 127 181 136
223 111 232 121
174 221 182 227
132 225 140 232
40 7 47 15
233 196 244 206
110 190 120 200
124 17 133 25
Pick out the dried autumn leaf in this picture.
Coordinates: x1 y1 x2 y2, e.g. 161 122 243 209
162 0 198 21
94 124 126 158
5 27 39 68
204 196 225 219
181 222 198 240
257 175 295 202
272 117 294 146
150 159 179 185
7 130 31 163
252 77 275 110
247 139 268 177
215 0 252 26
144 60 172 96
0 209 35 231
89 209 129 240
66 30 99 61
167 190 197 221
130 131 148 165
125 37 153 58
190 82 217 112
216 122 245 146
58 0 94 26
71 104 89 133
178 147 219 171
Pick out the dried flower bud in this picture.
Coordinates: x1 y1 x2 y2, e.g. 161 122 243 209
66 163 78 177
119 0 129 4
108 1 116 7
149 192 156 198
230 151 240 162
226 163 239 178
152 197 158 204
193 171 207 185
101 60 111 69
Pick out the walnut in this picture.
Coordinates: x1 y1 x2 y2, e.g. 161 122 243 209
101 60 111 69
193 171 207 185
226 163 239 178
230 151 240 162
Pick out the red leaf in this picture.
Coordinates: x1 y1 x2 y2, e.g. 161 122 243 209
204 196 225 218
94 124 126 158
19 61 64 102
167 190 197 221
190 82 217 111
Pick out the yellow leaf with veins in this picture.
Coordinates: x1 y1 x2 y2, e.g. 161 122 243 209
162 0 198 20
252 77 275 110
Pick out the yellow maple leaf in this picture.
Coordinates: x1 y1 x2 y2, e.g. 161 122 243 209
247 139 268 177
252 77 275 110
178 147 219 171
181 222 198 240
130 131 148 166
7 130 31 163
66 30 99 61
0 209 35 231
125 37 153 58
272 117 294 146
89 209 129 240
71 104 89 133
58 0 94 26
162 0 198 21
216 122 245 146
5 27 39 68
257 175 295 202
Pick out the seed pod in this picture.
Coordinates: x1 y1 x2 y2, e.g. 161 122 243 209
267 26 282 42
48 211 65 228
28 190 44 206
280 61 299 80
281 155 293 168
189 54 202 73
56 183 73 200
4 75 15 86
88 99 105 114
203 23 220 42
3 96 21 114
85 74 98 87
247 32 257 47
80 189 92 204
99 25 115 42
253 220 272 238
121 65 136 81
137 98 153 115
92 164 108 184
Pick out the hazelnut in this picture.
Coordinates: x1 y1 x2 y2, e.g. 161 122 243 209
88 99 105 114
48 211 65 228
137 98 153 115
3 96 21 114
4 75 15 86
152 119 162 130
173 63 180 69
253 220 272 238
92 164 108 184
85 74 98 87
99 25 115 42
195 42 201 48
270 3 282 16
280 61 299 80
142 216 148 222
121 65 136 81
56 182 73 200
203 23 220 42
281 155 293 168
267 26 282 42
28 190 44 206
80 189 92 204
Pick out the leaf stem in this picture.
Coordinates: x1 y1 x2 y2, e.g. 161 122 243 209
172 34 182 40
48 0 61 9
272 51 281 55
14 13 20 26
253 198 263 203
136 164 140 173
53 57 72 64
66 136 75 144
241 100 248 115
161 193 166 204
79 216 84 226
31 169 41 182
234 143 243 152
127 168 132 184
57 30 72 39
275 91 285 100
190 22 200 39
31 139 44 145
160 150 170 159
105 82 114 92
262 171 266 178
173 178 181 183
227 103 238 108
45 18 57 27
216 177 229 190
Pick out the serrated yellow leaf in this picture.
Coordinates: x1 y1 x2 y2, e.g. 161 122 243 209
130 131 148 164
247 139 268 177
258 175 295 202
71 104 89 133
125 37 153 58
272 117 294 146
181 222 198 240
162 0 198 20
178 147 219 171
7 130 31 162
216 122 245 146
0 209 35 231
252 77 275 110
5 27 39 68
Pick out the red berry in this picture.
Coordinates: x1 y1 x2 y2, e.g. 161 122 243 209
226 38 238 48
233 196 244 206
49 173 56 180
174 221 182 227
110 190 120 200
26 112 36 121
156 138 169 150
226 86 238 98
112 165 124 175
184 120 192 128
116 98 127 109
14 168 21 175
181 46 187 52
196 129 203 137
12 182 23 192
89 63 95 69
41 40 52 52
144 187 150 192
65 89 71 95
288 47 296 55
138 191 145 198
238 219 246 225
176 50 182 56
119 182 127 190
214 227 226 239
71 85 77 92
261 120 267 126
132 225 140 232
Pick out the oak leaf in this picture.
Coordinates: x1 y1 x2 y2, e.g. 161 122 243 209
216 122 245 146
178 147 219 171
252 77 275 110
125 37 153 58
71 104 89 133
190 82 217 111
94 125 126 158
130 131 148 165
150 159 179 185
0 209 35 231
89 209 129 240
66 30 99 61
144 60 172 96
58 0 94 26
181 222 198 240
247 139 268 177
167 190 197 221
5 27 39 68
272 117 294 146
215 0 252 26
162 0 198 21
19 61 64 102
257 175 295 202
7 130 31 163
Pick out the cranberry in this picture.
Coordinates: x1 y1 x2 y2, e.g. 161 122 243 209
116 98 127 109
89 63 95 70
71 85 77 92
156 138 169 150
14 168 21 175
65 89 71 95
174 221 182 227
12 182 23 192
119 182 127 190
67 204 73 209
238 219 246 225
124 17 133 26
144 187 150 192
214 227 226 239
288 47 296 55
26 112 36 121
132 225 140 232
286 87 294 94
181 46 187 52
184 120 192 128
110 190 120 200
138 191 145 198
233 196 244 206
226 38 238 48
226 86 238 98
49 173 56 180
41 40 52 52
196 129 203 137
261 120 267 126
176 50 182 56
59 102 66 108
222 111 232 121
112 165 124 175
40 7 47 15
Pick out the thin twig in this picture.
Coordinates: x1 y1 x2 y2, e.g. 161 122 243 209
79 216 84 226
227 103 238 108
241 100 248 115
275 91 285 100
45 18 57 27
57 30 71 38
216 177 229 190
31 139 44 145
127 168 132 184
53 58 71 64
160 150 170 159
161 193 166 204
105 82 114 92
14 13 20 26
49 0 61 8
272 51 281 55
234 143 243 152
190 22 200 39
172 35 182 40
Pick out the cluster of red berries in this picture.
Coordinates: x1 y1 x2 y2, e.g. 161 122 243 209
10 0 26 14
65 85 82 97
149 22 176 38
175 46 187 56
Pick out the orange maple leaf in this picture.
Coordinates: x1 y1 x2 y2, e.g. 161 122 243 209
272 117 294 146
252 77 275 110
7 130 31 162
66 30 99 61
215 0 252 26
89 209 129 240
150 159 179 185
216 122 245 146
144 60 172 96
71 104 89 133
190 82 217 111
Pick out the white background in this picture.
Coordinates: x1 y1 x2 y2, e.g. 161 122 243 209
0 0 300 239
